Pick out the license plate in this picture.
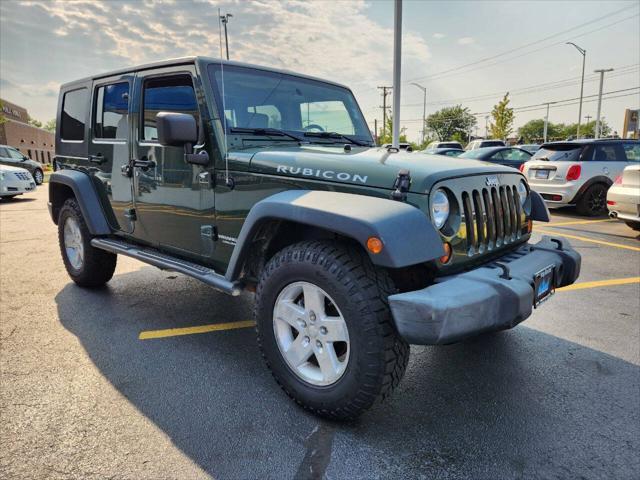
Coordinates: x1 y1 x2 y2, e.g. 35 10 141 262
534 169 549 179
533 265 555 307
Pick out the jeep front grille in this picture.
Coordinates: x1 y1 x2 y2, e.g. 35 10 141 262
460 184 524 256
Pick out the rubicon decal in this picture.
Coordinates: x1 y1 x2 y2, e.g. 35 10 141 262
276 165 368 184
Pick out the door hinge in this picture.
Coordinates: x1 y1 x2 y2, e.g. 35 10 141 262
391 169 411 201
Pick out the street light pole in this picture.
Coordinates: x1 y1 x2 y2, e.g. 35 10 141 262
566 42 586 138
484 115 489 138
220 13 232 60
391 0 403 150
594 68 614 139
411 82 427 145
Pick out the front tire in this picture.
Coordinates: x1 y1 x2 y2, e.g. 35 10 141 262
255 241 409 420
576 183 608 216
33 168 44 185
58 198 117 287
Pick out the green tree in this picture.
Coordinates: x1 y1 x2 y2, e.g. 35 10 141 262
489 93 514 140
517 119 563 142
560 119 610 139
425 105 476 142
0 100 6 126
44 119 56 133
377 116 409 145
28 116 43 128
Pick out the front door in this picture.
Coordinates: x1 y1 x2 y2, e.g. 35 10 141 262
88 74 134 231
130 66 215 262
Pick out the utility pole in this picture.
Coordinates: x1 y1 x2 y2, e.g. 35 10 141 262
378 86 392 139
411 82 427 145
594 68 614 139
391 0 403 149
220 13 232 60
543 102 551 142
374 119 378 145
566 42 586 138
585 114 592 125
484 115 489 138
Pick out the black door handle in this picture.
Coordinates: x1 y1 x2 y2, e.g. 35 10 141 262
89 154 106 164
132 158 156 169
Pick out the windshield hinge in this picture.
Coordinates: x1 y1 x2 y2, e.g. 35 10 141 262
391 169 411 202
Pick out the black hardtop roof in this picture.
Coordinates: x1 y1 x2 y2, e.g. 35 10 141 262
59 56 351 91
541 138 639 148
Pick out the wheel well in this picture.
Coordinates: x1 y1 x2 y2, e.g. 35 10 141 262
49 183 75 224
572 180 610 204
239 219 435 292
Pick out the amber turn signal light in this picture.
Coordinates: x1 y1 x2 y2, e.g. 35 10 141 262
367 236 384 254
527 218 533 233
440 242 452 264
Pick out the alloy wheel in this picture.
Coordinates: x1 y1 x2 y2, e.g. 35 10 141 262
63 216 84 270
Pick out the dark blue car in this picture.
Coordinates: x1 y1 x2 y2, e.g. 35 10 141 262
458 146 532 170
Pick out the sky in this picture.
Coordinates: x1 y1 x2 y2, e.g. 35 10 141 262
1 0 639 143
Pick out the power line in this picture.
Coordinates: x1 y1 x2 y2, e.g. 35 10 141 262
404 5 639 84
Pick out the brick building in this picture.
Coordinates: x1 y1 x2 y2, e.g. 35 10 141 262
0 99 55 165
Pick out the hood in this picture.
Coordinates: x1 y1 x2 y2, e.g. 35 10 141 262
248 145 520 193
0 164 32 174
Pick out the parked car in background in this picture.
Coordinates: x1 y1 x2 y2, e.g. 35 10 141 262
424 141 463 152
521 139 640 216
381 142 413 151
458 146 532 169
607 164 640 231
465 139 506 150
0 164 36 200
430 148 464 157
518 144 541 154
0 145 45 185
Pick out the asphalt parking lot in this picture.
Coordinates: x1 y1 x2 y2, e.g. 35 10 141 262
1 187 639 480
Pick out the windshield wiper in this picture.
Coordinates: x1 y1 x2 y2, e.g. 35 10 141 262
229 127 305 143
303 131 370 147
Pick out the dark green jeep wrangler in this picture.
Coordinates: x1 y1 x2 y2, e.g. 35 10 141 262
49 57 580 419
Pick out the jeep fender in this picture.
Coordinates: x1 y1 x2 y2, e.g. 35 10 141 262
224 190 445 281
530 190 550 222
48 170 112 235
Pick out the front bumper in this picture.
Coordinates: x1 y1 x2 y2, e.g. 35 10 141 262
388 236 581 345
0 178 36 196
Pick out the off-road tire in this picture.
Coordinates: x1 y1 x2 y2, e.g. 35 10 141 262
255 240 410 420
576 183 608 216
625 221 640 232
58 198 117 287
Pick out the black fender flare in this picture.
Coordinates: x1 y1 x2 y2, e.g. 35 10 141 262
530 190 550 222
48 170 112 235
570 175 613 204
224 190 445 281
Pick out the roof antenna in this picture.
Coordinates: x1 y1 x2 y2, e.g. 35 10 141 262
218 8 233 189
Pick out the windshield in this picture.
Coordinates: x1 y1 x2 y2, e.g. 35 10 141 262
532 145 582 162
208 64 373 145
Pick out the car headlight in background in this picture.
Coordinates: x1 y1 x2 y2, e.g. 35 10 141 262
431 189 450 229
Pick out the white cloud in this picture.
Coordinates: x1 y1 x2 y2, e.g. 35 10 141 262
457 36 475 45
433 33 445 39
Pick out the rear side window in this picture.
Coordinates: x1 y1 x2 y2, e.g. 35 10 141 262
94 83 129 140
622 143 640 162
61 88 88 141
142 75 199 141
590 144 625 162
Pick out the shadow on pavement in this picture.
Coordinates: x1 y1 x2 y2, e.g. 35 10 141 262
55 269 640 479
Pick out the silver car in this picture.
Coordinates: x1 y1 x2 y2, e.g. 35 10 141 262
607 164 640 231
522 139 640 216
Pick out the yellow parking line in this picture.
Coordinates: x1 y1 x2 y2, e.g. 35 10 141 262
557 277 640 292
541 218 615 227
139 320 256 340
536 229 640 252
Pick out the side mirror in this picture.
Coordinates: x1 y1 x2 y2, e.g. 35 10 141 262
156 112 198 147
156 112 209 166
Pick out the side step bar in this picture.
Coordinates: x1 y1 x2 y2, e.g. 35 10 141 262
91 238 243 296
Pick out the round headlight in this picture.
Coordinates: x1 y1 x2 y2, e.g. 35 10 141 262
517 180 529 207
431 189 450 229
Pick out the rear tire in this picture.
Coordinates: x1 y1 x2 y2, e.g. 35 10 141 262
255 240 409 420
576 183 608 216
625 221 640 232
58 198 117 287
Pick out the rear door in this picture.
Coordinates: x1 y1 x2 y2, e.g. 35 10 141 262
88 74 134 232
130 65 215 261
587 143 628 181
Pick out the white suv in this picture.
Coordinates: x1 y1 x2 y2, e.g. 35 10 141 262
522 139 640 216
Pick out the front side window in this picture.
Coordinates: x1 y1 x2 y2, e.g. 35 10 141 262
7 148 25 160
142 75 199 141
94 83 129 139
489 151 505 161
208 64 372 143
622 142 640 162
503 149 529 161
61 88 88 141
